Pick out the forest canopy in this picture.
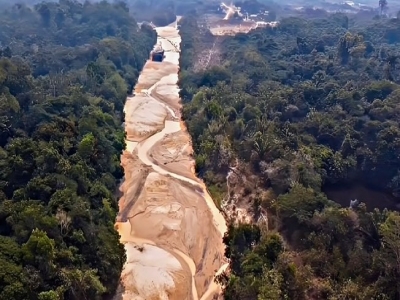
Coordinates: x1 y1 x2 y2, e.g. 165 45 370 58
179 11 400 299
0 1 155 299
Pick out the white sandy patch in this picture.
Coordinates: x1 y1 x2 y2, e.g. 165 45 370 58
122 243 183 299
158 73 179 85
125 141 138 153
124 96 167 141
163 52 180 65
144 84 178 119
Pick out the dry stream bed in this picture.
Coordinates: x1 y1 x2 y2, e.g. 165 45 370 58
114 19 228 300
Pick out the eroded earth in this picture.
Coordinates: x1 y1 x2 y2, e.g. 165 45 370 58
114 19 228 300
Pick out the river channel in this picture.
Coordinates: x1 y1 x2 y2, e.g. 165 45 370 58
113 18 228 300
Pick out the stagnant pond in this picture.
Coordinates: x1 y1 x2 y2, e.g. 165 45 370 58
323 183 400 211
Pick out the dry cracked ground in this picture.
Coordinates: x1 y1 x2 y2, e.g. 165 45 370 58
114 21 228 300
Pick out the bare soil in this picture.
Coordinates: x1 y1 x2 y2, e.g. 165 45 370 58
114 20 228 300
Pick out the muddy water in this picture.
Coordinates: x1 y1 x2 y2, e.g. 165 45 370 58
324 183 400 211
114 18 227 300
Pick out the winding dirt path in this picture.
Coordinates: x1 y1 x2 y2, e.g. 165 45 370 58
114 19 228 300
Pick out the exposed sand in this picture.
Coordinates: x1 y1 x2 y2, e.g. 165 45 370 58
114 19 228 300
148 130 197 180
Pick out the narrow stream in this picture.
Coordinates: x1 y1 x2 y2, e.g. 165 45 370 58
114 18 228 300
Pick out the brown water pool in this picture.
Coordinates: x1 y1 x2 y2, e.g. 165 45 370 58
323 183 400 211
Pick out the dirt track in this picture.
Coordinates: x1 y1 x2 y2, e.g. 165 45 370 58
114 19 228 300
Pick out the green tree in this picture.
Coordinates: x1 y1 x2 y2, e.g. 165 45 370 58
22 229 55 274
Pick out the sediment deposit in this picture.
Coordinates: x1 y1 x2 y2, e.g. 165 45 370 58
114 19 228 300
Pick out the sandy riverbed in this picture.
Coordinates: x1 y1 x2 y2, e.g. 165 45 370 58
114 19 228 300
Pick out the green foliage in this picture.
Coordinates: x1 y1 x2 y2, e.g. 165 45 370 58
22 229 56 270
275 184 330 223
0 1 156 299
78 133 96 159
38 291 60 300
258 269 283 300
180 12 400 300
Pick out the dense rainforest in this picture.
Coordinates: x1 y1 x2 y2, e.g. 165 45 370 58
0 1 155 299
179 11 400 299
